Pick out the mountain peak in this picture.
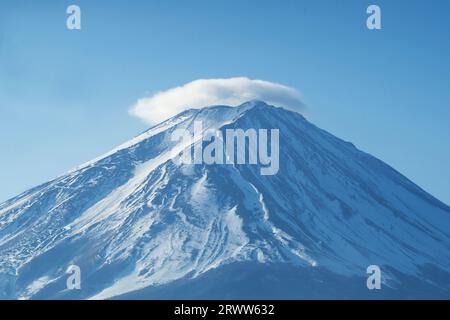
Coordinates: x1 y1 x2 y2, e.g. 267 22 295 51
239 99 272 108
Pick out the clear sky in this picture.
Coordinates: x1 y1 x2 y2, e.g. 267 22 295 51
1 0 449 205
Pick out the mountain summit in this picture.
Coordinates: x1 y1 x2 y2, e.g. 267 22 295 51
1 101 449 299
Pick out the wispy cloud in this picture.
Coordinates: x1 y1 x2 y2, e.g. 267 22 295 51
129 77 305 124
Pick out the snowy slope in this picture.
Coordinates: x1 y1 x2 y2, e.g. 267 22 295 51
0 101 449 299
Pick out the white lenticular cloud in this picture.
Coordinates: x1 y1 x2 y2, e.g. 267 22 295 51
129 77 305 124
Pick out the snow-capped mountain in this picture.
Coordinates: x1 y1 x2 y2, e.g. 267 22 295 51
0 101 449 299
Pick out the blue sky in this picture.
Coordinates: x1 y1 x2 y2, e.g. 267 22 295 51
1 0 449 204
